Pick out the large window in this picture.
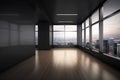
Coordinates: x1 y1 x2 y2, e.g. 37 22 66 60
86 18 89 27
35 25 38 45
82 23 84 47
53 25 77 46
65 25 77 31
79 0 120 60
92 23 99 52
53 25 64 31
102 0 120 58
53 32 64 45
86 27 89 48
53 25 64 45
65 25 77 45
103 0 120 17
103 13 120 57
91 10 99 24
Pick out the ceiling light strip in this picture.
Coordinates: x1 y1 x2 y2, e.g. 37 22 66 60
56 14 78 16
58 21 74 23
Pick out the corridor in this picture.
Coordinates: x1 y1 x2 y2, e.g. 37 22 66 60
0 48 120 80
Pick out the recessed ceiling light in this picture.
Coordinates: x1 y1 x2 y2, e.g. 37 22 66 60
58 21 74 23
56 14 78 16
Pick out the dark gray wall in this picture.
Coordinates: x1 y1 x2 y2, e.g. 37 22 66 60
38 21 50 50
0 20 35 72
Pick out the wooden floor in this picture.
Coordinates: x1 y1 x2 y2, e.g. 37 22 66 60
0 48 120 80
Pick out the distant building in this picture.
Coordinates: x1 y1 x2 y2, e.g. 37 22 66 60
96 40 100 49
114 43 117 55
103 40 109 53
117 44 120 57
86 42 90 48
108 38 114 55
96 40 109 53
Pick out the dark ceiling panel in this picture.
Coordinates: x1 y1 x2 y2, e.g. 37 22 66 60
0 0 48 24
35 0 106 24
0 0 106 25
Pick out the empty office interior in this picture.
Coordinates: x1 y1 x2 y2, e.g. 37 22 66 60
0 0 120 80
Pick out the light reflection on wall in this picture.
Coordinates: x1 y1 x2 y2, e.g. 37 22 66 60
53 50 77 69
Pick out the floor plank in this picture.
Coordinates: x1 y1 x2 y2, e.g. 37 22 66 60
0 48 120 80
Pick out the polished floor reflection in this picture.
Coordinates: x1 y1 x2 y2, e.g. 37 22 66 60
53 50 77 68
0 48 120 80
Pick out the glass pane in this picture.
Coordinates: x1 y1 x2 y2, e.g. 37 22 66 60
86 18 89 27
86 27 89 48
65 25 77 31
82 30 84 46
53 25 64 31
103 13 120 58
92 10 99 24
103 0 120 17
82 23 84 29
35 32 38 45
53 32 64 45
65 32 77 45
35 25 38 31
92 23 99 52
